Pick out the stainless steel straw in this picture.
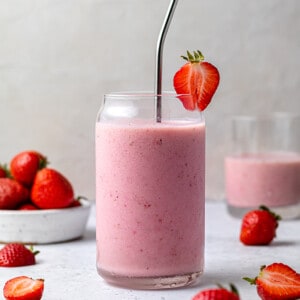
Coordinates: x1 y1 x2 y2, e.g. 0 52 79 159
155 0 178 123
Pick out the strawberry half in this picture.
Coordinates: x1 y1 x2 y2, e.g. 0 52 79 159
240 205 281 246
173 50 220 111
3 276 44 300
192 283 240 300
0 243 39 267
244 263 300 300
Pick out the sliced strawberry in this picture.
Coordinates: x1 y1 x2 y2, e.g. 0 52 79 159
244 263 300 300
192 283 240 300
173 50 220 111
3 276 44 300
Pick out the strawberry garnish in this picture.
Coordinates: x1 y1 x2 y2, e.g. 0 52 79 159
192 283 240 300
3 276 44 300
240 205 281 246
0 243 39 267
244 263 300 300
173 50 220 111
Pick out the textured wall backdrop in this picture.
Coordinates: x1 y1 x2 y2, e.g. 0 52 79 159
0 0 299 201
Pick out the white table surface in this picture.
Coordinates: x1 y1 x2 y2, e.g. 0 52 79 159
1 201 300 300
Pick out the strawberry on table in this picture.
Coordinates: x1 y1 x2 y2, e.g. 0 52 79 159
244 263 300 300
31 168 74 209
192 283 240 300
240 205 281 246
3 276 44 300
173 50 220 111
0 243 39 267
0 178 29 209
10 151 47 187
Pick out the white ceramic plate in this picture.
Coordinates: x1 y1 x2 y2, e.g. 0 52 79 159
0 199 91 244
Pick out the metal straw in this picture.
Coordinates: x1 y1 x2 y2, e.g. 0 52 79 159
155 0 178 123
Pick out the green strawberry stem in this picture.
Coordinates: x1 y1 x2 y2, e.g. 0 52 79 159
216 283 240 296
259 205 282 221
243 276 257 285
243 265 267 285
29 245 40 256
181 50 204 63
39 156 49 170
0 163 11 178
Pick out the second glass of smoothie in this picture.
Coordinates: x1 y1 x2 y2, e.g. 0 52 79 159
95 93 205 289
225 113 300 219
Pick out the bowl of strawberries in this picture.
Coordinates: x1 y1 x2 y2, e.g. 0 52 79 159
0 150 91 244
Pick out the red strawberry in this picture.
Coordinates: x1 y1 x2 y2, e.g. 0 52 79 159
240 205 281 245
173 50 220 111
0 178 29 209
0 243 39 267
3 276 44 300
0 164 9 178
31 168 74 209
192 284 240 300
68 199 82 208
18 203 39 210
244 263 300 300
10 151 47 187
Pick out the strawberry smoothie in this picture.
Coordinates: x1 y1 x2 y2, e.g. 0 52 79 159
225 152 300 210
95 119 205 287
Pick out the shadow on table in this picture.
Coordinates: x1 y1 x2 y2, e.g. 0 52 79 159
82 228 96 241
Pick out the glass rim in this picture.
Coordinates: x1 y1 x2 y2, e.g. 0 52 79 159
104 91 192 99
231 112 300 122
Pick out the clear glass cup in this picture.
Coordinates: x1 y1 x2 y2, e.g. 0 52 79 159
225 113 300 219
95 92 205 289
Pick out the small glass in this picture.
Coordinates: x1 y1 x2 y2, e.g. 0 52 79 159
95 93 205 289
225 113 300 219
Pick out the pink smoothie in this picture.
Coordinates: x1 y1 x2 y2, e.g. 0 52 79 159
225 152 300 207
95 120 205 278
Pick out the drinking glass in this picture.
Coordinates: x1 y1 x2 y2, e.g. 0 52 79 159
225 113 300 219
95 92 205 289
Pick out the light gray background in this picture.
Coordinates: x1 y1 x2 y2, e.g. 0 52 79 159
1 0 299 201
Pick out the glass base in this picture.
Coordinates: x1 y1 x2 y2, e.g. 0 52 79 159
97 267 203 290
227 202 300 219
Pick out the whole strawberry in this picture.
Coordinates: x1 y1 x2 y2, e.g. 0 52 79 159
0 178 29 209
31 168 74 209
192 284 240 300
244 263 300 300
173 50 220 111
240 205 281 245
3 276 44 300
0 243 39 267
10 151 47 187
